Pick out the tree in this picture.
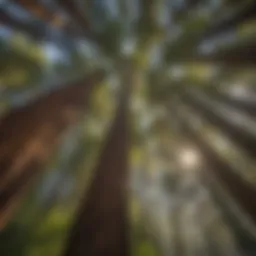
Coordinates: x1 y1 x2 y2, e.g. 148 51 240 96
0 70 105 229
1 1 256 255
182 91 256 158
62 73 131 256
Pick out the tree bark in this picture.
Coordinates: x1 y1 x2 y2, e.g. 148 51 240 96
0 8 46 41
171 39 256 67
62 72 131 256
203 88 256 118
13 0 57 23
56 0 94 39
0 71 104 229
202 1 256 40
12 0 79 37
182 91 256 158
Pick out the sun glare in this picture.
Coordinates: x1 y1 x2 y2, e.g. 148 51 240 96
177 147 201 169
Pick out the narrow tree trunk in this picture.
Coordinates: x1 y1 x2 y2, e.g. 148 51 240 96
206 172 256 254
204 41 256 66
0 9 46 41
56 0 93 38
62 72 131 256
202 1 256 40
172 40 256 67
14 0 57 23
12 0 78 37
0 71 104 229
182 92 256 158
203 89 256 118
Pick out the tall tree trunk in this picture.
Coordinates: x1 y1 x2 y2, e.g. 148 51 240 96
201 88 256 118
203 41 256 66
206 170 256 254
62 71 131 256
0 71 104 229
13 0 58 24
0 8 46 41
171 40 256 67
182 91 256 158
12 0 78 37
202 1 256 40
56 0 93 38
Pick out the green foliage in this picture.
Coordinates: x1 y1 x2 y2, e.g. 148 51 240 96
134 241 158 256
0 35 46 88
0 222 29 256
96 20 123 57
26 208 72 256
164 15 209 63
130 200 160 256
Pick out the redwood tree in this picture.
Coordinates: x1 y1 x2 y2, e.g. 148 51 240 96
0 71 104 229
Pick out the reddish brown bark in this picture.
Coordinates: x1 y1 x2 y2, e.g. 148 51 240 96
56 0 94 39
63 83 130 256
13 0 59 23
0 9 46 40
13 0 78 35
0 71 104 229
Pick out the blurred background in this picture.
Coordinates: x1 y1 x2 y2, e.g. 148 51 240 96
0 0 256 255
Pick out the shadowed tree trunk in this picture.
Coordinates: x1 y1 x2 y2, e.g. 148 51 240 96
0 8 47 41
171 40 256 67
202 1 256 40
56 0 93 38
206 171 256 254
201 88 256 118
62 71 131 256
13 0 60 24
215 97 256 118
0 70 104 229
182 91 256 158
12 0 80 37
202 41 256 66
